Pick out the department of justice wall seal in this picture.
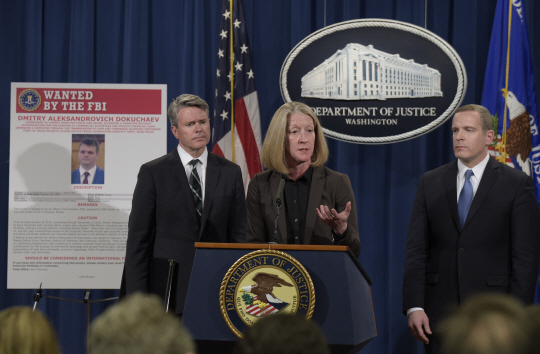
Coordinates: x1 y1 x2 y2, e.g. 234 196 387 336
18 89 41 111
219 249 315 338
280 19 467 144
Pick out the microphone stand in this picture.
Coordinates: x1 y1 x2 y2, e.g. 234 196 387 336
33 283 43 311
270 179 285 244
272 198 282 244
31 284 119 354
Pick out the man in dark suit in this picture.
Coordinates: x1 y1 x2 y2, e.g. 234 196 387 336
403 104 540 353
71 138 105 184
124 94 246 315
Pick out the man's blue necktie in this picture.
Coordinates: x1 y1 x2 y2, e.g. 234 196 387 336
458 169 474 228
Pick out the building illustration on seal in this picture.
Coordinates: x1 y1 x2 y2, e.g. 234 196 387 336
301 43 443 101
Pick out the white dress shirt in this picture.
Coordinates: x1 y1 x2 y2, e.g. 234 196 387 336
78 165 97 184
177 145 208 207
456 153 490 202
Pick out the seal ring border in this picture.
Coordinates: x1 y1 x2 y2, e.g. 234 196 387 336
219 249 316 338
18 89 42 112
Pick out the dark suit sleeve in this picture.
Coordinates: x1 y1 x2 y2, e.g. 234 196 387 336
402 175 429 313
227 165 247 243
71 170 79 184
333 173 360 258
509 174 540 303
124 163 156 294
246 174 269 243
94 167 105 184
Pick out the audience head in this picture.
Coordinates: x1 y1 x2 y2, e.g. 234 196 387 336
261 101 328 174
527 303 540 322
0 306 61 354
526 304 540 342
88 293 195 354
439 293 536 354
233 314 330 354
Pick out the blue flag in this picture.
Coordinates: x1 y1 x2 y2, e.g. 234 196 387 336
481 0 540 302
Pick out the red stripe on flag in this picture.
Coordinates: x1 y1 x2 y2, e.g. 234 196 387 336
235 98 261 178
212 142 225 157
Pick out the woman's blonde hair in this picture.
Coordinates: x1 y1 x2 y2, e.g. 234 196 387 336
0 306 61 354
261 102 329 174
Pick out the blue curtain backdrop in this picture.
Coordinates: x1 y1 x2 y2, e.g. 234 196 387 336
1 1 540 353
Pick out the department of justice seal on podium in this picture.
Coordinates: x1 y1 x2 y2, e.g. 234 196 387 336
219 249 315 337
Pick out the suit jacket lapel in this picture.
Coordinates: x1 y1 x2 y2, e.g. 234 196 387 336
168 149 200 228
269 171 287 243
443 161 461 231
463 156 498 228
200 153 219 238
305 166 325 245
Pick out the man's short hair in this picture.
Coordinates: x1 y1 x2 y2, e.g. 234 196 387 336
0 306 60 354
261 101 329 175
439 294 536 354
79 138 100 153
454 104 493 133
88 293 196 354
167 94 209 127
233 314 330 354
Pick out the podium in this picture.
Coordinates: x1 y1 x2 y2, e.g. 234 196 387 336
182 243 376 354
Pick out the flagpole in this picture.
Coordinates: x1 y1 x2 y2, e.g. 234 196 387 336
499 0 513 164
324 0 326 27
425 0 428 29
230 0 235 163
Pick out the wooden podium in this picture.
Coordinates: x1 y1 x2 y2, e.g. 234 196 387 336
182 243 376 354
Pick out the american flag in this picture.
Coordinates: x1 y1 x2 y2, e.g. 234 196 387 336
212 0 262 190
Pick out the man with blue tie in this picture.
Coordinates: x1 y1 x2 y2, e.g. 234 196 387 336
403 104 540 354
71 138 105 184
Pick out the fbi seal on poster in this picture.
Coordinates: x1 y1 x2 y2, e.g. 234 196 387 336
219 249 315 338
18 89 41 111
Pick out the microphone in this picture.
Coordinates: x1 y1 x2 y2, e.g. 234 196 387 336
276 179 285 207
272 179 285 244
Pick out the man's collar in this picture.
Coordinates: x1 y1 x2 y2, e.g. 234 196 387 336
79 165 97 175
457 153 490 179
177 145 208 167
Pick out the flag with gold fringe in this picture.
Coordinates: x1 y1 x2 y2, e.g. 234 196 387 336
481 0 540 302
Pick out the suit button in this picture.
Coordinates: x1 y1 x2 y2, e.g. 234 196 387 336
458 248 464 253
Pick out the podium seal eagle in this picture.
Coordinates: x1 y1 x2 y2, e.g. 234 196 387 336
219 249 315 337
